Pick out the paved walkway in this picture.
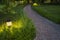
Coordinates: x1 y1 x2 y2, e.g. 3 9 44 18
24 5 60 40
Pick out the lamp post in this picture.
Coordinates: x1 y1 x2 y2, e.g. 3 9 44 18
6 19 12 32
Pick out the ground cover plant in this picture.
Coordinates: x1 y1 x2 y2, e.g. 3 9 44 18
0 1 36 40
32 5 60 24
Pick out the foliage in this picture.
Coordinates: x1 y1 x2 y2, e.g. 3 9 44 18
0 0 36 40
0 14 36 40
31 0 60 4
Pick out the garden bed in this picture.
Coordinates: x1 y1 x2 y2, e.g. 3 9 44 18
0 4 36 40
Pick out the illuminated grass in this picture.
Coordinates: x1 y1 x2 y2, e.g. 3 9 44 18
0 5 36 40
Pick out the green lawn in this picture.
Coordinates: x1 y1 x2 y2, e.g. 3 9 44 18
0 4 36 40
32 5 60 24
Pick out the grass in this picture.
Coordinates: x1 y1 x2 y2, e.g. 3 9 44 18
0 4 36 40
32 5 60 24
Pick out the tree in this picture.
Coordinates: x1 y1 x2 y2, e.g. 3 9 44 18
41 0 45 3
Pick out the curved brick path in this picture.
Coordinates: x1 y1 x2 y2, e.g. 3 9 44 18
24 5 60 40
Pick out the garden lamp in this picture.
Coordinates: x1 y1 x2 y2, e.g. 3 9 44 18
6 19 12 27
6 21 12 27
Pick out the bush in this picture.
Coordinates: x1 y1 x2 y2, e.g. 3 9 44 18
0 2 36 40
0 17 36 40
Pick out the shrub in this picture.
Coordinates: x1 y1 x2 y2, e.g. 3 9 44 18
0 1 36 40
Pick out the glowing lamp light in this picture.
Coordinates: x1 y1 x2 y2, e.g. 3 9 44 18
6 21 12 26
33 3 38 6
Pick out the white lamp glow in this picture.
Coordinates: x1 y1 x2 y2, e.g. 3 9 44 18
6 21 12 26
